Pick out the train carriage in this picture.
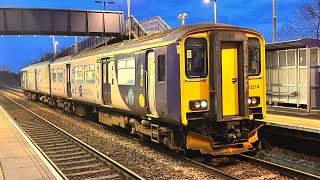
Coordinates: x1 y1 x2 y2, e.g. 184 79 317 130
21 61 51 100
21 23 266 156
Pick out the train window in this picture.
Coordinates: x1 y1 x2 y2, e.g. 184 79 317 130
22 73 26 81
51 69 56 82
248 37 261 76
158 55 165 82
37 69 42 82
185 38 207 78
84 64 95 84
75 66 83 83
57 68 63 82
117 58 135 85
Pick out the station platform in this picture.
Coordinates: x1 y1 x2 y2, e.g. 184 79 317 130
255 113 320 134
0 106 63 180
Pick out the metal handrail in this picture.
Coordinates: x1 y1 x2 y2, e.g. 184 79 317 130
130 15 149 36
267 91 297 96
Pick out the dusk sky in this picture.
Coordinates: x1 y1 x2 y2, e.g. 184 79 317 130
0 0 300 72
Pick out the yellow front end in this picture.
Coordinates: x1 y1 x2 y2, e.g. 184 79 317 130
179 29 265 156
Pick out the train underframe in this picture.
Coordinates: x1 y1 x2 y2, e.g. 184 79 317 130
24 90 262 156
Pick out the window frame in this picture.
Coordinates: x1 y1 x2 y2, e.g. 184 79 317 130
74 66 83 83
184 37 208 79
117 58 136 86
57 68 63 82
157 54 166 82
248 37 262 76
51 69 56 82
37 69 42 82
84 64 95 84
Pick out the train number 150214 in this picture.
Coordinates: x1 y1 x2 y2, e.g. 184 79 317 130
249 85 260 89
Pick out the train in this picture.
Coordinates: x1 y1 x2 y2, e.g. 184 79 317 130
21 23 266 156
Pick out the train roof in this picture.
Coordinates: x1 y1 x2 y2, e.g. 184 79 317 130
21 60 52 71
49 23 263 65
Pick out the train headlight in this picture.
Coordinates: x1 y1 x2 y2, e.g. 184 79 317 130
201 100 208 108
189 100 208 110
194 101 201 108
248 97 260 106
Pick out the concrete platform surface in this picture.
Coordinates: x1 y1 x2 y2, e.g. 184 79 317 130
0 105 63 180
257 114 320 134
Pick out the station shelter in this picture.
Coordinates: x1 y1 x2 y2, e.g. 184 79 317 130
266 39 320 112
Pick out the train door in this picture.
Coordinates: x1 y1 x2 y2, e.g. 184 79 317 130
34 69 38 91
221 43 239 116
102 58 112 105
66 64 72 98
147 51 158 116
24 71 28 90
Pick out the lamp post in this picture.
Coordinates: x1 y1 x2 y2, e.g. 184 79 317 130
273 0 277 42
127 0 131 40
53 39 58 60
204 0 217 23
95 1 115 44
51 35 58 60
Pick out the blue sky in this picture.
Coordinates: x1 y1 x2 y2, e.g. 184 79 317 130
0 0 299 72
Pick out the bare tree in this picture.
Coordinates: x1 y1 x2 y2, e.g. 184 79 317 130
0 65 11 72
279 0 320 41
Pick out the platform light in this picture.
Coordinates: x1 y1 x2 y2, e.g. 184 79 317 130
203 0 217 23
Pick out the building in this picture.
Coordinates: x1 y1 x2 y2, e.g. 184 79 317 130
266 39 320 112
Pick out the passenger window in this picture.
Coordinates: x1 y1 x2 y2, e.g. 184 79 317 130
51 69 56 82
103 63 107 84
117 58 135 85
185 37 208 78
158 55 165 82
57 68 63 82
74 66 83 83
248 37 261 75
84 64 95 84
37 69 42 82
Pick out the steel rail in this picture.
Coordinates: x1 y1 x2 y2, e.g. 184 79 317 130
236 154 320 180
180 157 239 180
0 92 144 180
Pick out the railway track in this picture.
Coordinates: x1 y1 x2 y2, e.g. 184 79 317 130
0 92 143 180
1 87 320 180
235 154 320 180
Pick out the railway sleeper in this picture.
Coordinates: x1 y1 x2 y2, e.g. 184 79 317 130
45 147 82 155
60 163 105 172
57 158 99 167
64 168 114 178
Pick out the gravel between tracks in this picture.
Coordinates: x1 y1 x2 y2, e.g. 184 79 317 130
0 92 220 180
258 147 320 176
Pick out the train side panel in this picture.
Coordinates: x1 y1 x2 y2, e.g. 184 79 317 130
50 62 68 99
35 65 50 95
69 57 103 105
